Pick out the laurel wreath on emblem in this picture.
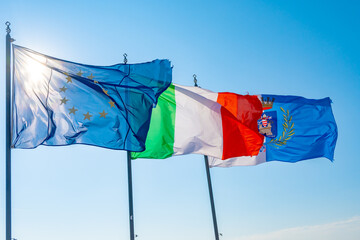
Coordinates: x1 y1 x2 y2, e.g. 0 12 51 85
268 107 295 147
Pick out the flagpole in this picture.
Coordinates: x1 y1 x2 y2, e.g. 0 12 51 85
204 155 220 240
127 151 135 240
124 53 135 240
193 75 220 240
5 21 13 240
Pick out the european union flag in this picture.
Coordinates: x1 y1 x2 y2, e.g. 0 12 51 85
260 95 338 162
12 45 172 151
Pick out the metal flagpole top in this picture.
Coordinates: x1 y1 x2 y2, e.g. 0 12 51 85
123 53 128 64
193 74 198 87
5 21 11 34
5 22 15 42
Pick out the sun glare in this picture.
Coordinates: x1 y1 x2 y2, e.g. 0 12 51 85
23 54 49 90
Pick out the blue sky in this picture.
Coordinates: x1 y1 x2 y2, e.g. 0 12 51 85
1 1 359 240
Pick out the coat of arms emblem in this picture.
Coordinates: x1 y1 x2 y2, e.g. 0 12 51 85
258 111 277 138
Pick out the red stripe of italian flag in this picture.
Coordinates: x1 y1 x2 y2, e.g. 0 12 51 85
131 84 264 160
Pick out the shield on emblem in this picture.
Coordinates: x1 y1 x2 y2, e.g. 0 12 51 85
262 119 268 127
258 111 277 138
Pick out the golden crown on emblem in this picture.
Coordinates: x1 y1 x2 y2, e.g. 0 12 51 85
261 97 275 109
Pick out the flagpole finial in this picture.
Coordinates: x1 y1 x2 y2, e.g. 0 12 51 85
123 53 128 64
193 74 198 87
5 21 11 34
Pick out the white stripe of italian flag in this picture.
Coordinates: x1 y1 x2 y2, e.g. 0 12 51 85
131 84 264 160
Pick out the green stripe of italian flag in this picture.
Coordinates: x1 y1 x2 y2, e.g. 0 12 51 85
131 84 264 160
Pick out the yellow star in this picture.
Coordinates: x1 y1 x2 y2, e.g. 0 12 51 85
94 80 99 84
88 73 95 80
60 97 69 105
103 89 109 95
69 106 78 115
59 86 67 92
83 112 92 120
76 70 83 76
66 76 72 83
108 100 115 108
99 110 108 118
64 72 69 76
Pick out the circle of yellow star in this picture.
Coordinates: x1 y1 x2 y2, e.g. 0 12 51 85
99 110 108 118
83 112 92 120
103 89 109 95
60 97 69 105
59 86 67 92
108 100 115 108
69 106 78 115
88 73 95 80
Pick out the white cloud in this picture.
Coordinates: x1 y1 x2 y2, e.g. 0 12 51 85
236 216 360 240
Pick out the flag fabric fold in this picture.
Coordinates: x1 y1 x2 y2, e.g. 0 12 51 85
12 45 172 151
131 84 264 160
209 95 338 167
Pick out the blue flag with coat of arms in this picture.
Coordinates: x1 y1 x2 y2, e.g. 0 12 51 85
258 95 337 162
12 45 172 151
209 94 338 167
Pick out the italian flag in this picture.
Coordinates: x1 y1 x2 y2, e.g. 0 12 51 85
131 84 264 160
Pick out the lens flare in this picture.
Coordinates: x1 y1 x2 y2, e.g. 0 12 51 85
23 54 49 90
